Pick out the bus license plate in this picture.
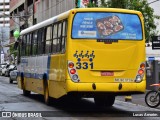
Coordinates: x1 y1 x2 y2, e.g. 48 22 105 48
101 71 114 76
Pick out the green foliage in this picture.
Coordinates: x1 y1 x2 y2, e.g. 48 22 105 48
89 0 159 42
10 45 17 58
88 2 97 7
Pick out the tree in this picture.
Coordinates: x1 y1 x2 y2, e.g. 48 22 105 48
89 0 159 42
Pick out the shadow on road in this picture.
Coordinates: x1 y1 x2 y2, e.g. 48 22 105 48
24 93 133 117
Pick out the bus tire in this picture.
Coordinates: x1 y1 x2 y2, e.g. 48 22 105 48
94 95 115 107
23 89 31 96
43 77 51 105
9 78 13 84
21 73 30 96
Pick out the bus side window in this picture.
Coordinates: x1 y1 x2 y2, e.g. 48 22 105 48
26 34 31 56
24 35 27 56
61 20 67 53
21 36 25 56
57 22 62 52
30 33 33 55
32 31 38 55
37 29 43 55
45 26 52 54
52 24 57 53
18 37 22 64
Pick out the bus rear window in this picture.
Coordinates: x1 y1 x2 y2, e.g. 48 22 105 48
72 12 143 40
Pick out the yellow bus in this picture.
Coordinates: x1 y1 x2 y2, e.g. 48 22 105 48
17 8 146 107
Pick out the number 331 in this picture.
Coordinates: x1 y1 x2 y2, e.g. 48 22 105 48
76 62 93 69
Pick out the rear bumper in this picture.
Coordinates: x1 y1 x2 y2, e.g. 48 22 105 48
66 80 146 94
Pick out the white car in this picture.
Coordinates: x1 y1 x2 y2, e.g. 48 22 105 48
5 64 17 77
1 64 10 76
9 70 18 83
0 65 5 76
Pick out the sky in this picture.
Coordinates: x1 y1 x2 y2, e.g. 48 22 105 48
148 0 160 34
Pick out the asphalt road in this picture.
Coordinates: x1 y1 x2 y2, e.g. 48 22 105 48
0 76 159 120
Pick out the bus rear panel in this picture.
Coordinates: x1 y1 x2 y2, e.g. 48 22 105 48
66 9 146 95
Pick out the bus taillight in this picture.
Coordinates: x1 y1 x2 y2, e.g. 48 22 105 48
69 62 74 68
140 63 145 69
68 61 80 82
70 69 76 74
135 62 145 83
138 69 144 75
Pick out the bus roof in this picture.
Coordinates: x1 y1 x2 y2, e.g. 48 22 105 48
20 10 71 35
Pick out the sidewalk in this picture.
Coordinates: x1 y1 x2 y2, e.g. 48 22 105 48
116 92 160 110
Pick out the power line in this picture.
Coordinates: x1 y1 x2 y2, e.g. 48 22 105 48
148 0 160 4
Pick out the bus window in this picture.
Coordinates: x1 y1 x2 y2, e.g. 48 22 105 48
52 24 57 53
61 20 67 53
57 22 62 52
23 35 27 56
30 33 33 55
37 29 43 55
72 12 142 40
45 26 52 54
32 31 38 55
21 36 25 56
26 34 31 56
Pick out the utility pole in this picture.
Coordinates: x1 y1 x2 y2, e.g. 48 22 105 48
33 0 35 25
0 29 5 64
24 0 28 29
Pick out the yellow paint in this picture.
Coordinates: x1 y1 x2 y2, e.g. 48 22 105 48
49 80 67 99
25 78 44 95
66 80 146 93
125 96 132 100
18 8 146 100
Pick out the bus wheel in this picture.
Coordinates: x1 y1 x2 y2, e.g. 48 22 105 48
94 95 115 107
9 78 13 84
43 80 51 105
23 89 31 96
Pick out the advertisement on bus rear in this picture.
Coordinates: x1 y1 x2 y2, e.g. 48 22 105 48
72 12 142 40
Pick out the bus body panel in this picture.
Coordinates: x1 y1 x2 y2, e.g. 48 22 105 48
66 80 146 93
49 54 67 98
17 55 48 93
67 41 145 83
17 54 68 98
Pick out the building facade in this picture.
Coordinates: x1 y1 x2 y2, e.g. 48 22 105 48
34 0 75 23
0 0 10 63
0 0 10 27
9 0 76 43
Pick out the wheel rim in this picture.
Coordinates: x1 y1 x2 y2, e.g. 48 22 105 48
146 92 160 107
